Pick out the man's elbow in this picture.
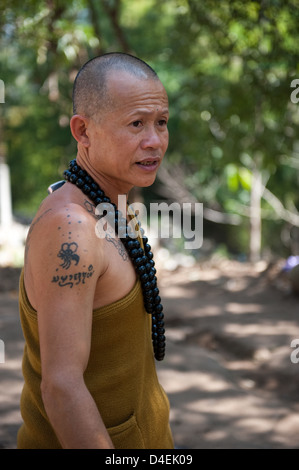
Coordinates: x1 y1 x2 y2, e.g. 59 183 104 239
41 372 83 414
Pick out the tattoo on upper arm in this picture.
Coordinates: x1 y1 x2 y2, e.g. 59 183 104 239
52 238 95 288
51 264 95 289
57 242 80 269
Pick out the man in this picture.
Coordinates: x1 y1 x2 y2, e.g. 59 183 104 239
17 53 173 449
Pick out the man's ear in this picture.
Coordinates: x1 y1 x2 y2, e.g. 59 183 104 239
70 115 90 147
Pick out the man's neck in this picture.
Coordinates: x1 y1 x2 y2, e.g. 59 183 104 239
76 154 130 208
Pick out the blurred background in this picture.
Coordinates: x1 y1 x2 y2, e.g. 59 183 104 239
1 0 299 449
1 0 299 264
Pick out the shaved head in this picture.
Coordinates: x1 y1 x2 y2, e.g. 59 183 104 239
72 52 159 119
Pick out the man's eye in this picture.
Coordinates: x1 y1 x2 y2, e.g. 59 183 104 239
158 119 167 127
132 120 142 127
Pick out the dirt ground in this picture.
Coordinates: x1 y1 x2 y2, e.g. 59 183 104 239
1 258 299 449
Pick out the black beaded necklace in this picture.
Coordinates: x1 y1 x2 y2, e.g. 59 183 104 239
63 159 166 361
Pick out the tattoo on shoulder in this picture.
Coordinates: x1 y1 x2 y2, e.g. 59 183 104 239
84 199 95 213
84 199 99 220
83 198 128 262
105 234 128 261
51 264 95 289
52 237 95 288
57 242 80 269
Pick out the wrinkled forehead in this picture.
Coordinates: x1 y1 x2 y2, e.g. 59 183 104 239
105 70 169 112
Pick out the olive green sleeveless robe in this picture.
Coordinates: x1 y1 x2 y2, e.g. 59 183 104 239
17 269 173 449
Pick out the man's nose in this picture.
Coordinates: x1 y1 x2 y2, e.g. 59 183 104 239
140 126 163 150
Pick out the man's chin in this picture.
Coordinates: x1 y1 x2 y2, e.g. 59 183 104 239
135 177 157 189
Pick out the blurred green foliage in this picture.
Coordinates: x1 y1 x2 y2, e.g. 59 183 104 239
0 0 299 259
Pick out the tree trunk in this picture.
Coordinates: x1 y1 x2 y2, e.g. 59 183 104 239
250 93 264 263
249 166 262 263
100 0 131 53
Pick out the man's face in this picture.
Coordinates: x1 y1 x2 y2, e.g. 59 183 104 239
86 71 169 194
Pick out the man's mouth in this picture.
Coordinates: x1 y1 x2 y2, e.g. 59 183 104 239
136 157 160 171
136 160 158 166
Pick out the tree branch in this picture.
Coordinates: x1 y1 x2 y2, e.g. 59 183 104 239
158 164 299 228
87 0 105 55
100 0 131 53
262 187 299 226
157 166 242 225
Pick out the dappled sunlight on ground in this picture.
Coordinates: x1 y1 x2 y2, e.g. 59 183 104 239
156 259 299 448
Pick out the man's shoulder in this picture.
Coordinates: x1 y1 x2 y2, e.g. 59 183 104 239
25 193 106 276
28 192 100 245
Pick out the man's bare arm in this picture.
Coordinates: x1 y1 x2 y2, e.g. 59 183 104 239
26 207 114 449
